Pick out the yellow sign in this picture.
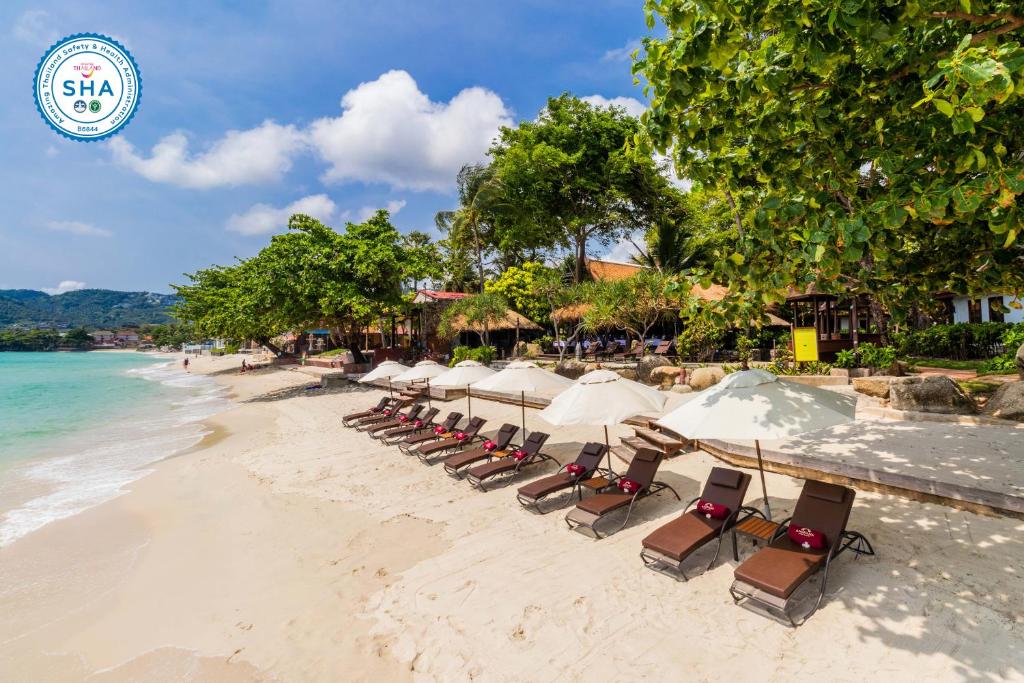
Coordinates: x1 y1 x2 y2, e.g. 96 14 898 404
792 327 819 362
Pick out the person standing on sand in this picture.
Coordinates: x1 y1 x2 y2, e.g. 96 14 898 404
183 357 190 372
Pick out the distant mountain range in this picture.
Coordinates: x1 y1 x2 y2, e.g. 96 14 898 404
0 289 178 329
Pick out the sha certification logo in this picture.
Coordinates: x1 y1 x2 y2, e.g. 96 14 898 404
33 33 141 142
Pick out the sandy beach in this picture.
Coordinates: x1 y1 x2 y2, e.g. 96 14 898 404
1 354 1022 682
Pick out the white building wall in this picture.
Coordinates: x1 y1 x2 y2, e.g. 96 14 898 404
951 294 1024 323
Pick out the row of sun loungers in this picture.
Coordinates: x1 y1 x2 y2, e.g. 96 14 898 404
341 395 875 626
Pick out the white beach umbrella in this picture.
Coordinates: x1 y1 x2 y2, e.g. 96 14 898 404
470 360 573 434
389 360 449 406
655 369 857 518
358 360 408 396
432 360 496 419
538 369 668 472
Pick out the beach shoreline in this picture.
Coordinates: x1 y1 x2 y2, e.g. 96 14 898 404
1 355 1022 681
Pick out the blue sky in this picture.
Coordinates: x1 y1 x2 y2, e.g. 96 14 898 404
0 0 651 294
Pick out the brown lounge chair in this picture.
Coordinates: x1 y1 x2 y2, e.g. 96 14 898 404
379 407 439 443
361 404 425 434
415 417 486 464
351 397 413 427
442 423 520 478
515 442 609 513
729 480 875 626
464 432 553 491
398 412 463 454
342 397 392 426
640 467 757 580
564 448 679 539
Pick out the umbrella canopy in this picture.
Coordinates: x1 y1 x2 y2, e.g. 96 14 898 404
654 369 856 440
655 369 857 518
470 361 573 433
359 360 408 383
538 369 667 472
390 360 449 383
432 360 496 419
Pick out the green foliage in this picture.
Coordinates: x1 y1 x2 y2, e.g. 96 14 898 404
676 317 725 361
0 289 176 329
0 328 61 351
834 349 858 369
893 322 1012 359
635 1 1024 322
490 94 681 282
977 322 1024 373
317 347 350 358
484 261 551 325
856 343 898 369
735 334 757 363
580 271 683 345
401 231 442 291
632 188 736 273
435 164 506 291
437 292 510 344
449 345 497 367
141 322 194 348
62 327 93 349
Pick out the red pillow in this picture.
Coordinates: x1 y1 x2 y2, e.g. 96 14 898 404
454 431 468 441
433 425 446 435
512 449 529 461
413 419 423 427
617 478 641 494
483 440 498 451
695 499 730 520
383 409 392 416
787 525 827 550
398 415 409 423
566 462 586 477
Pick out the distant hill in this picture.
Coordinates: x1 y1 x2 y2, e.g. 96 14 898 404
0 289 178 329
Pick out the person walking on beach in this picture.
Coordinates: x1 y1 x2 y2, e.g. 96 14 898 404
183 357 190 372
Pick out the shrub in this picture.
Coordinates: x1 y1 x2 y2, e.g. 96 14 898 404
896 322 1012 359
224 342 240 354
977 323 1024 374
449 345 496 367
856 343 896 369
834 349 857 369
677 318 724 361
318 347 349 358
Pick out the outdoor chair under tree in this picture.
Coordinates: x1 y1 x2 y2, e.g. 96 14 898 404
441 423 519 478
729 479 875 627
464 431 554 491
640 467 758 581
415 417 487 464
653 340 674 358
397 412 462 454
515 442 609 513
564 448 680 539
379 407 439 444
351 397 413 427
342 397 393 427
360 403 425 434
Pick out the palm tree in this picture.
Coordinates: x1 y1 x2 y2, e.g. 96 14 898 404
435 164 506 294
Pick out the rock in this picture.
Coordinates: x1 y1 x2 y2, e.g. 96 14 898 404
584 362 601 373
688 366 725 391
512 341 528 358
554 359 587 379
671 384 694 394
637 354 673 383
852 376 895 399
649 365 684 389
614 367 638 381
983 381 1024 421
888 360 910 377
1016 342 1024 380
889 376 977 415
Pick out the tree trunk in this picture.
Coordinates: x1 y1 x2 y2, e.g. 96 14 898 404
867 295 889 346
575 236 587 283
256 337 285 357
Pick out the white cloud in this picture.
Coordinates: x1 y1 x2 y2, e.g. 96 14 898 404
45 145 59 158
602 39 641 63
581 95 647 118
308 70 513 192
12 10 57 45
602 237 642 264
352 199 406 222
109 121 306 189
44 220 112 237
42 280 87 295
226 194 337 235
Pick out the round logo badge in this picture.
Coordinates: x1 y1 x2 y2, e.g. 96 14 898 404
33 33 141 142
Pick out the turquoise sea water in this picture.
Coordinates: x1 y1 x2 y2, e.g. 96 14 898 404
0 352 227 546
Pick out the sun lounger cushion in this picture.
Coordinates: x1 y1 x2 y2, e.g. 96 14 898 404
641 513 721 561
518 472 576 500
695 499 729 520
787 525 826 550
805 480 846 503
733 537 828 599
709 468 743 489
576 491 633 516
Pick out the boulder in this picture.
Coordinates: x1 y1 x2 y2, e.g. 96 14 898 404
649 365 684 389
983 381 1024 421
637 354 673 383
1016 342 1024 379
888 376 977 415
671 383 694 394
688 366 725 391
554 359 587 379
852 375 895 399
584 362 601 373
614 367 639 381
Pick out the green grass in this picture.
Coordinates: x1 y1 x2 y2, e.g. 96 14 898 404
906 357 986 371
957 379 1001 396
316 348 349 358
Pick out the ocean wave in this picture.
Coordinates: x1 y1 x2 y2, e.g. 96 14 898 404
0 362 230 547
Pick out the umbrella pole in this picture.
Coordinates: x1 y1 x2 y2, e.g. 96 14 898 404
604 425 613 474
388 379 393 398
521 390 526 437
426 379 431 410
755 439 772 520
467 386 472 420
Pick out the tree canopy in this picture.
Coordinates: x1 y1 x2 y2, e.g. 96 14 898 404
635 0 1024 324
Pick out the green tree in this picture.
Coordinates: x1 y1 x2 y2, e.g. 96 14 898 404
483 261 551 325
435 164 506 292
490 94 675 282
581 271 683 348
62 327 93 349
631 188 735 273
437 292 509 345
402 230 441 292
635 1 1024 324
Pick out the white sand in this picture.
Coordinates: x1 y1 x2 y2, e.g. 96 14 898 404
1 355 1022 681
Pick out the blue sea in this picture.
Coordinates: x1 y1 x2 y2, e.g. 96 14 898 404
0 352 228 546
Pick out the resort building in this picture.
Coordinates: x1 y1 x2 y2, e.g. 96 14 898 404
945 293 1024 324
